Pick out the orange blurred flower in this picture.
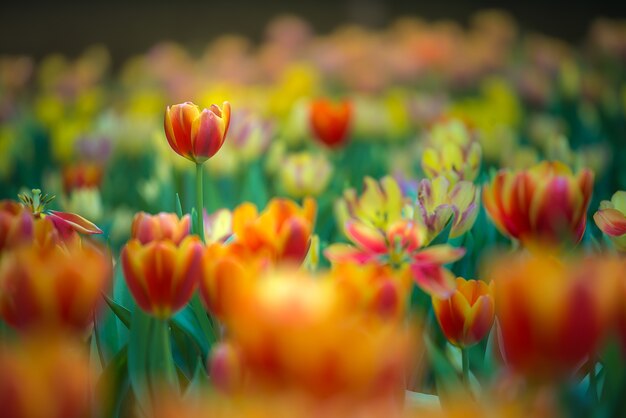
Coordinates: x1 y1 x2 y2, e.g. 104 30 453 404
330 260 413 320
489 250 620 380
0 337 96 418
231 197 316 263
483 161 593 246
432 277 495 348
121 235 203 318
0 239 111 333
310 98 352 148
131 211 191 245
164 101 231 163
216 269 416 400
61 161 104 193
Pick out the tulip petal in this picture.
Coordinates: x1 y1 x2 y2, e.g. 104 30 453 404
345 221 387 254
594 208 626 237
410 263 457 298
47 210 102 235
324 243 375 264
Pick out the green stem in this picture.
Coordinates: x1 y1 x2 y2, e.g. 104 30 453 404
195 163 205 242
462 347 470 386
93 312 106 368
153 319 178 389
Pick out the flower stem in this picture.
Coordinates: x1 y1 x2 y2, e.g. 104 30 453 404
154 319 178 389
462 347 470 385
196 163 204 242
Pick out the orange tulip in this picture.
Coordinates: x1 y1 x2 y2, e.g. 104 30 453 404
164 101 231 163
131 211 191 245
483 161 593 246
62 161 104 193
310 98 352 148
0 240 111 333
231 197 316 263
489 251 620 380
432 277 495 348
0 337 96 418
121 236 203 318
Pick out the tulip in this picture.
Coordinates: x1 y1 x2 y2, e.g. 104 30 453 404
483 161 593 246
0 240 111 333
0 200 34 251
203 208 233 243
208 342 244 393
309 98 352 148
432 277 495 348
593 190 626 251
490 251 620 380
0 337 96 418
131 212 191 245
231 197 316 263
278 151 333 198
164 101 231 164
412 176 479 243
62 162 104 193
421 119 482 184
121 236 202 318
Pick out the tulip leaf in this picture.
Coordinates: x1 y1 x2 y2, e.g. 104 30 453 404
185 358 209 400
148 319 179 392
424 334 463 402
172 302 211 358
128 307 153 416
96 345 131 418
404 390 440 410
104 294 132 329
175 193 184 218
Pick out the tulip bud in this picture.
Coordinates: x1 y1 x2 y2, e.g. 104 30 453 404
121 236 202 318
432 277 495 348
278 151 333 198
131 212 191 245
309 98 352 148
164 101 231 164
208 342 243 393
594 191 626 251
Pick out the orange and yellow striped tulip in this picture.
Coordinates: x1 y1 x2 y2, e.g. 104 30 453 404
483 161 593 246
489 251 620 380
131 211 191 245
0 240 111 333
432 277 495 348
121 236 202 318
164 101 231 163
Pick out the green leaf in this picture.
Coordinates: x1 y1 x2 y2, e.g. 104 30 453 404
149 319 179 392
128 308 153 416
185 358 209 399
404 390 440 410
96 346 130 418
104 294 131 329
424 334 462 401
175 193 183 218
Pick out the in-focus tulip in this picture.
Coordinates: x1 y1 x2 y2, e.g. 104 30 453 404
489 251 620 380
164 101 231 163
421 119 482 184
594 190 626 251
309 98 352 148
231 197 316 263
121 236 203 318
412 176 479 243
0 240 111 332
432 277 495 348
483 161 593 246
131 211 191 245
278 151 333 198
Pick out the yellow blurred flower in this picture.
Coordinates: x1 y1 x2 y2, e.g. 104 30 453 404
278 151 333 198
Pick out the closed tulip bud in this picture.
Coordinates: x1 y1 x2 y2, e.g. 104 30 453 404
121 236 202 318
278 151 333 198
594 191 626 251
432 277 495 348
483 161 593 246
131 212 191 245
62 162 104 193
490 251 620 380
208 342 243 393
164 101 231 164
0 240 112 333
310 98 352 148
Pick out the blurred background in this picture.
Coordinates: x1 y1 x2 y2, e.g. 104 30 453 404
2 0 626 65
